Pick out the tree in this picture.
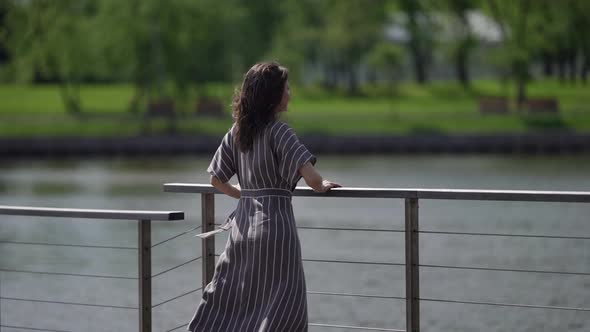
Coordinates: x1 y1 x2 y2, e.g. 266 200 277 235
486 0 534 106
90 0 245 111
270 0 388 94
398 0 435 85
268 0 325 84
5 0 100 114
365 41 405 84
0 1 11 67
538 0 590 84
443 0 481 88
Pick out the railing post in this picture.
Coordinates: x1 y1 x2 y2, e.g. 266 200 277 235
201 193 215 289
405 198 420 332
1 271 2 332
138 219 152 332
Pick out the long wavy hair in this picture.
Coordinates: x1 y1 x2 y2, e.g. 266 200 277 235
232 62 288 152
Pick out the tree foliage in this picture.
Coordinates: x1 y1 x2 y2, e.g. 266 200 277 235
1 0 589 112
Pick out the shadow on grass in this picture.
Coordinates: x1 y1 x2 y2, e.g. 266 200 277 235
407 125 444 135
519 114 571 132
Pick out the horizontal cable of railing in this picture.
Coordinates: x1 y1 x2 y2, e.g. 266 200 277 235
165 322 189 332
309 323 405 331
152 256 202 279
0 325 72 332
152 287 203 309
214 223 405 233
420 297 590 312
0 205 184 221
303 258 404 267
297 225 405 233
164 184 590 202
1 296 137 310
0 240 137 250
419 230 590 240
0 268 136 280
308 290 405 301
152 225 202 248
419 264 590 276
213 253 403 267
215 252 588 276
162 322 404 332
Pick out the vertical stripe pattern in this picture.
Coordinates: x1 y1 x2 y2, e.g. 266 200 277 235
189 121 316 332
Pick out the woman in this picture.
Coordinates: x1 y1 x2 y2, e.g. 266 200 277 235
188 62 341 332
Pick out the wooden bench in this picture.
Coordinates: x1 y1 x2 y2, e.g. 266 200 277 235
478 96 509 114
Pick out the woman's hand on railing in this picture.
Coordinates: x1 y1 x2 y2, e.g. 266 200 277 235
300 162 341 193
319 180 342 193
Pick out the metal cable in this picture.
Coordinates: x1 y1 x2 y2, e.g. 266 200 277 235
308 290 405 301
0 325 73 332
419 264 590 276
152 226 202 248
309 322 405 331
298 226 404 233
213 254 404 268
420 297 590 312
419 230 590 240
303 258 404 267
164 323 188 332
0 269 136 280
152 287 203 309
0 241 137 250
0 296 138 310
163 321 403 331
152 256 202 279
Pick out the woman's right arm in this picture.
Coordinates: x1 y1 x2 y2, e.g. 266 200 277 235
299 162 341 193
210 175 241 199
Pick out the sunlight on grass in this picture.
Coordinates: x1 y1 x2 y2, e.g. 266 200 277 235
0 79 588 137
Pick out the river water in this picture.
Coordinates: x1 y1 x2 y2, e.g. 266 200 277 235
0 155 589 332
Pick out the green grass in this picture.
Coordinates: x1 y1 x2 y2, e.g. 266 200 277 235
0 79 588 137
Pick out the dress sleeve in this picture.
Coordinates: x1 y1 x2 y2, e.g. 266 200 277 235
207 129 236 183
272 122 317 186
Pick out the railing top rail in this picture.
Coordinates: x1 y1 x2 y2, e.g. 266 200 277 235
0 205 184 221
164 183 590 203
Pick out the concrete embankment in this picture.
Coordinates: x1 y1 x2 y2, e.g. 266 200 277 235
0 132 589 158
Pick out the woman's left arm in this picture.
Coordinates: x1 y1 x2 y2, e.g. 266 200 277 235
210 175 241 199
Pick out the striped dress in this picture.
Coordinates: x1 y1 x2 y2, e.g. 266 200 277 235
188 120 316 332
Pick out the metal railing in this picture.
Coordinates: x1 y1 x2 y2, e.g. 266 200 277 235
1 186 588 332
163 183 590 332
0 205 184 332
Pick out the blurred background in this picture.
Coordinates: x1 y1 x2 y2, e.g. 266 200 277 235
0 0 589 136
0 1 589 332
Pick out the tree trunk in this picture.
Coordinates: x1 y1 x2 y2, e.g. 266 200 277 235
542 52 554 77
129 84 146 114
409 39 428 84
347 67 359 95
454 11 472 88
60 82 82 115
322 65 337 90
404 1 428 85
581 54 589 84
516 78 526 108
455 46 470 88
567 50 578 83
557 50 567 83
514 0 531 108
0 6 9 65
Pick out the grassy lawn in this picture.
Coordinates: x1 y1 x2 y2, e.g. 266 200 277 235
0 79 588 137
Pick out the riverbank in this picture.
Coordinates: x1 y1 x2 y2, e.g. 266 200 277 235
2 132 589 159
2 79 590 138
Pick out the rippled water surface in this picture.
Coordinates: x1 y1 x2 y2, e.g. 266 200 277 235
1 154 589 332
